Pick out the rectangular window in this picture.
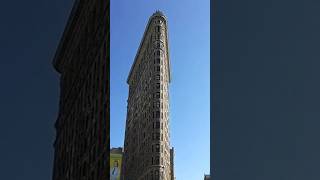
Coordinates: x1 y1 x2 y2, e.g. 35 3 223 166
157 66 160 72
155 122 160 129
156 144 160 152
156 111 160 118
155 156 160 164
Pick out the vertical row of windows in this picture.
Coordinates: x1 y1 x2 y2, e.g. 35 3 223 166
153 121 160 129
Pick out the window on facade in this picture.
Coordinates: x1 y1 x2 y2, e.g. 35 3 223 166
156 75 160 80
156 111 160 118
157 50 161 56
155 156 160 164
156 133 160 140
156 122 160 129
156 92 160 98
157 26 160 32
156 144 160 152
157 66 160 72
156 58 160 64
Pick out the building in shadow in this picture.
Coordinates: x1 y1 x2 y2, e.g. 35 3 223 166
51 0 109 179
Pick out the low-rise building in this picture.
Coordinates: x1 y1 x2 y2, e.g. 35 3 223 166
204 174 211 180
110 147 123 180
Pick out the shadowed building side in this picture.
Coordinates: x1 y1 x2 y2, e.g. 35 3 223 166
52 0 110 180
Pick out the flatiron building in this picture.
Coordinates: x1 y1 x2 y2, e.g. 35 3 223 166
122 11 174 180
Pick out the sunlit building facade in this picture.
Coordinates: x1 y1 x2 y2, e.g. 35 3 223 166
122 11 174 180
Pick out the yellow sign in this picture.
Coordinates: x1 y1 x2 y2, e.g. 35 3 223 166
110 153 122 180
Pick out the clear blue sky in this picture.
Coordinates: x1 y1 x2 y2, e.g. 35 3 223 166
110 0 210 179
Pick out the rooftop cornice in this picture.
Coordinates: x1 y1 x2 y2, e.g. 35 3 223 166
153 10 164 16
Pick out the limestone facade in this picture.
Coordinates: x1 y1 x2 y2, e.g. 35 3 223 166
122 11 174 180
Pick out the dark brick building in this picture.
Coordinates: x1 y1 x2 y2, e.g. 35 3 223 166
52 0 109 179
